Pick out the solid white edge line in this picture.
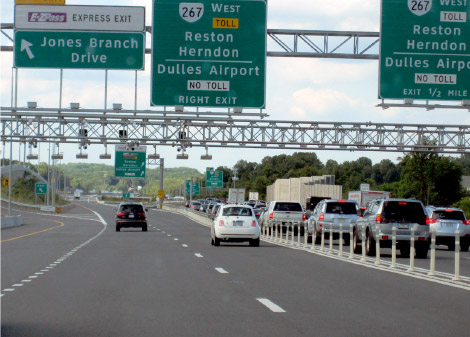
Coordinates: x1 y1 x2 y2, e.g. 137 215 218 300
215 267 229 274
257 298 286 313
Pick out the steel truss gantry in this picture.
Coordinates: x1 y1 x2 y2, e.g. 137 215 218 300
1 108 469 154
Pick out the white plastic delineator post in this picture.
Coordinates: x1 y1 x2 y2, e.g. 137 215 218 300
339 223 343 257
408 227 415 272
453 229 460 281
375 224 380 265
361 224 366 262
297 224 301 247
429 228 436 276
320 224 325 251
329 223 333 253
391 226 397 268
311 227 316 251
304 223 308 247
291 225 295 246
349 223 354 259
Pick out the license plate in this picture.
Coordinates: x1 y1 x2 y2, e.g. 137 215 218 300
129 214 135 218
446 223 454 228
398 224 408 229
233 221 244 226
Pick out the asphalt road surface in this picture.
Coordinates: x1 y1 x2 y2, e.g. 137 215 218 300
2 202 469 337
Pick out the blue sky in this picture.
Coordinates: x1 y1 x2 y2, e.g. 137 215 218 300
1 0 468 173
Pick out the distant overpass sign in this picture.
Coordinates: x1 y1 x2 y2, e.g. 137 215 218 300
151 0 267 108
14 30 145 69
35 183 47 194
379 0 470 101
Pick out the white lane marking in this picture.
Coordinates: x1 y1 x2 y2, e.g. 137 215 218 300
35 272 44 275
195 253 203 258
167 234 172 237
41 270 49 272
12 284 23 287
3 289 15 292
215 268 229 274
174 238 179 241
28 276 38 279
182 244 188 247
21 280 32 283
0 294 4 297
257 298 286 313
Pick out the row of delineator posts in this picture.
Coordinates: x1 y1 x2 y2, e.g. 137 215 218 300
262 221 463 281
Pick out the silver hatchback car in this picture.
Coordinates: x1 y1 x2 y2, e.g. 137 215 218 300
426 206 470 251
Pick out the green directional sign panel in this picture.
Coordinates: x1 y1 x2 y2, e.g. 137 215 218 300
14 31 145 70
35 183 47 194
151 0 267 108
185 181 200 195
115 145 147 178
206 169 223 187
379 0 470 101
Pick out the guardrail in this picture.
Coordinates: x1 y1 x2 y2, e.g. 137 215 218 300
261 220 468 286
1 198 75 213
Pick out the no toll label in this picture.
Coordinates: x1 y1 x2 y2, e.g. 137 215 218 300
379 0 470 101
14 30 145 70
151 0 267 108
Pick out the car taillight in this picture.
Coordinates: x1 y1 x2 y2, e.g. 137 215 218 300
219 220 224 227
302 213 307 220
375 214 383 224
424 216 430 225
319 212 324 221
463 220 470 225
337 200 346 203
269 213 273 219
252 221 257 227
117 212 125 218
138 212 146 218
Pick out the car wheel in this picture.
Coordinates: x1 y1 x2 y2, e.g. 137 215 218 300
366 230 376 256
353 229 362 254
447 242 455 251
400 244 410 258
415 244 429 259
116 225 120 232
461 240 470 252
250 238 260 247
211 237 214 245
214 236 221 246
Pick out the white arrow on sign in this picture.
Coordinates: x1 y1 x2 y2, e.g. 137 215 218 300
21 39 34 59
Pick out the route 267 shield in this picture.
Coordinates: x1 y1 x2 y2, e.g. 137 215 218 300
179 3 204 23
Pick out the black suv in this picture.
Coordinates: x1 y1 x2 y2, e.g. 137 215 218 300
116 202 148 232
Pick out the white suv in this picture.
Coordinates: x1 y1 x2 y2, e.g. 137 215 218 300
426 206 470 251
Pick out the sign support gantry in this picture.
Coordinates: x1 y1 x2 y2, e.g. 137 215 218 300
1 107 469 154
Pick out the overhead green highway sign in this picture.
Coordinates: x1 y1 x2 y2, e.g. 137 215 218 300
185 181 200 195
35 183 47 194
115 145 147 178
206 169 223 187
151 0 267 108
14 30 145 70
379 0 470 101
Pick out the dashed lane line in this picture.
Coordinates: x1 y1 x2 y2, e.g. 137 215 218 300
257 298 286 313
195 253 203 258
215 268 229 274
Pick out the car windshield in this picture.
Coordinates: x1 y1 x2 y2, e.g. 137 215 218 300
119 205 143 213
222 207 253 216
383 201 425 225
325 202 357 214
432 210 465 221
273 202 302 212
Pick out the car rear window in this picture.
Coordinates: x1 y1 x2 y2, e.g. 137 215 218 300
273 202 302 212
119 205 143 213
223 207 253 216
382 201 426 225
432 210 465 221
325 202 357 215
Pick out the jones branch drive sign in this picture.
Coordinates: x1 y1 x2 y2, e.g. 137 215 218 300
151 0 267 108
379 0 470 101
